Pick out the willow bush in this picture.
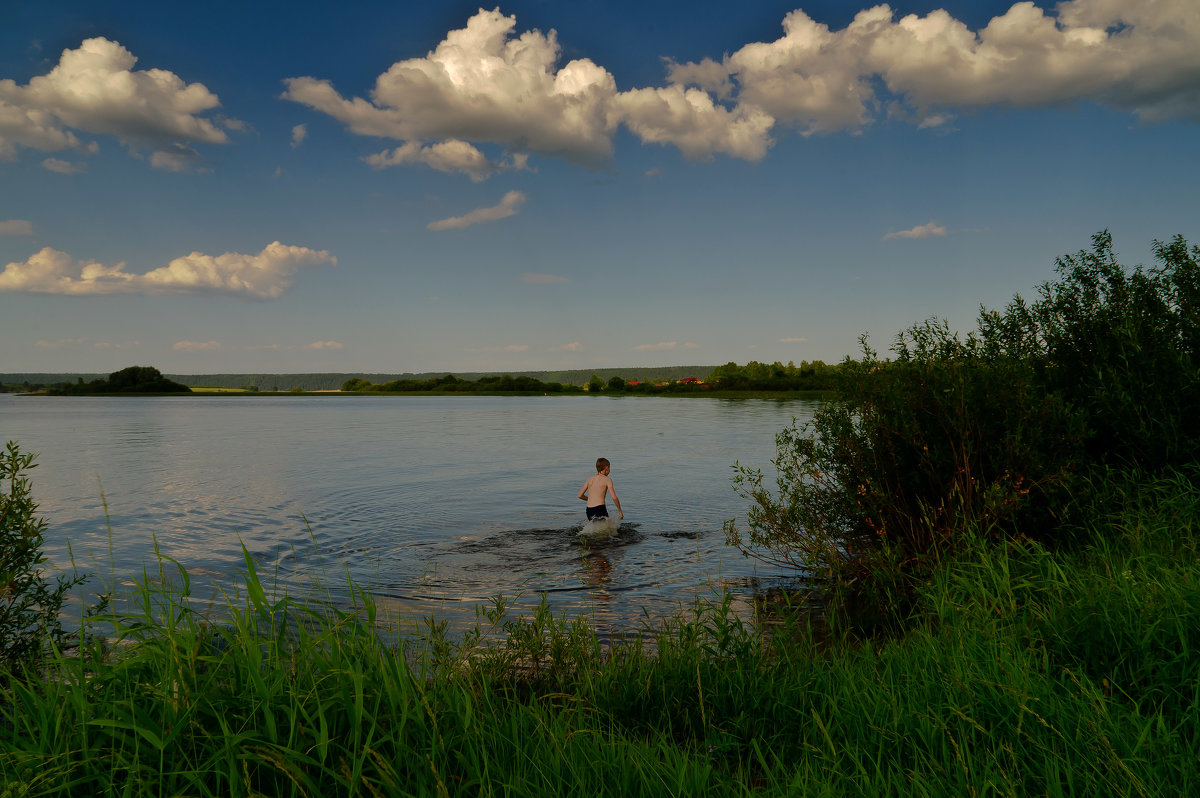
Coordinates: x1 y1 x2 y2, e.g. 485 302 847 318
727 232 1200 614
0 442 88 678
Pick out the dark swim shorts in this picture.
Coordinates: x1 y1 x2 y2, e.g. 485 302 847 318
586 505 609 520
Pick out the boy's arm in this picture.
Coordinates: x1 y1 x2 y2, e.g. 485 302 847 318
578 480 589 501
608 478 623 519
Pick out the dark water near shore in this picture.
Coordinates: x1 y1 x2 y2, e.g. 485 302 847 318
0 393 818 635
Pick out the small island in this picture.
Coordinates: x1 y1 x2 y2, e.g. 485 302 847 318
47 366 191 395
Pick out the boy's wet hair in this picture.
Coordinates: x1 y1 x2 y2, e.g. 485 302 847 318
595 457 610 472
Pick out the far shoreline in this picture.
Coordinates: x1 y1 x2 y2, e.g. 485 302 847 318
13 388 832 400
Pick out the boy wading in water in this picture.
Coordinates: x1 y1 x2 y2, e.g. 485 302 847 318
578 457 623 522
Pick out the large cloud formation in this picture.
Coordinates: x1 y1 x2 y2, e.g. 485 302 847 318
0 37 231 169
0 241 336 298
285 2 1200 167
673 0 1200 135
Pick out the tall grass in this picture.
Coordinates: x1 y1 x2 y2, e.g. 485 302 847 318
3 467 1199 796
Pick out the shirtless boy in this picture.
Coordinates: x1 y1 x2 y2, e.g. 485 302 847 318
578 457 623 521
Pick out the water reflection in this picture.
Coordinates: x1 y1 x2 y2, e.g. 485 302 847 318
2 394 819 635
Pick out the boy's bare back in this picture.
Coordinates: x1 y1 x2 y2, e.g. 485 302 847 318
580 473 613 506
577 457 623 520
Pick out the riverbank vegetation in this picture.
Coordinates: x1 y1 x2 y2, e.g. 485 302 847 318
7 362 835 395
727 231 1199 626
3 231 1198 794
340 360 835 395
2 464 1198 795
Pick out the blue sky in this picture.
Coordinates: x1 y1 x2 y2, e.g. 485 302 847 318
2 0 1198 374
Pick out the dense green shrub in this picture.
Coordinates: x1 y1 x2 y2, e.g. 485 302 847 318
0 442 87 677
727 232 1200 609
1017 231 1200 469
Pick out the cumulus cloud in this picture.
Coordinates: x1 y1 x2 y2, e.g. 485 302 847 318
883 221 947 240
553 341 583 352
613 85 773 160
0 220 33 236
0 241 336 297
282 3 1200 167
521 272 567 284
283 9 619 166
504 344 529 352
0 37 231 169
42 157 86 174
364 139 517 182
428 190 525 230
173 340 223 352
304 340 343 350
673 1 1200 136
779 336 808 343
284 8 776 165
291 123 307 148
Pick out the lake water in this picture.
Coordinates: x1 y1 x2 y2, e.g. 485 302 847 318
0 393 818 637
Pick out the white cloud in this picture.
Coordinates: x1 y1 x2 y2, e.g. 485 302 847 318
613 85 773 160
504 344 528 352
553 341 583 352
93 340 139 350
304 340 344 350
521 272 567 284
173 340 223 352
779 336 808 343
0 37 231 168
365 139 504 182
428 190 525 231
672 1 1200 135
283 3 1200 167
0 220 33 236
291 123 307 148
42 157 86 174
284 9 775 165
0 241 336 297
883 221 947 240
283 9 619 166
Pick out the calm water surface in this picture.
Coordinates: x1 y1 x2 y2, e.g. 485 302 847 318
0 393 817 635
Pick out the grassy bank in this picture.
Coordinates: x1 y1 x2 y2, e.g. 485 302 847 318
3 468 1197 796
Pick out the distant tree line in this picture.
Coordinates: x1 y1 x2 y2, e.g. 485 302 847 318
709 360 837 391
0 381 53 394
48 366 191 395
342 362 837 394
342 374 584 393
3 366 726 392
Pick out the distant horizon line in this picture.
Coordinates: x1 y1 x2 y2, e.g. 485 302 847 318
2 364 721 377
